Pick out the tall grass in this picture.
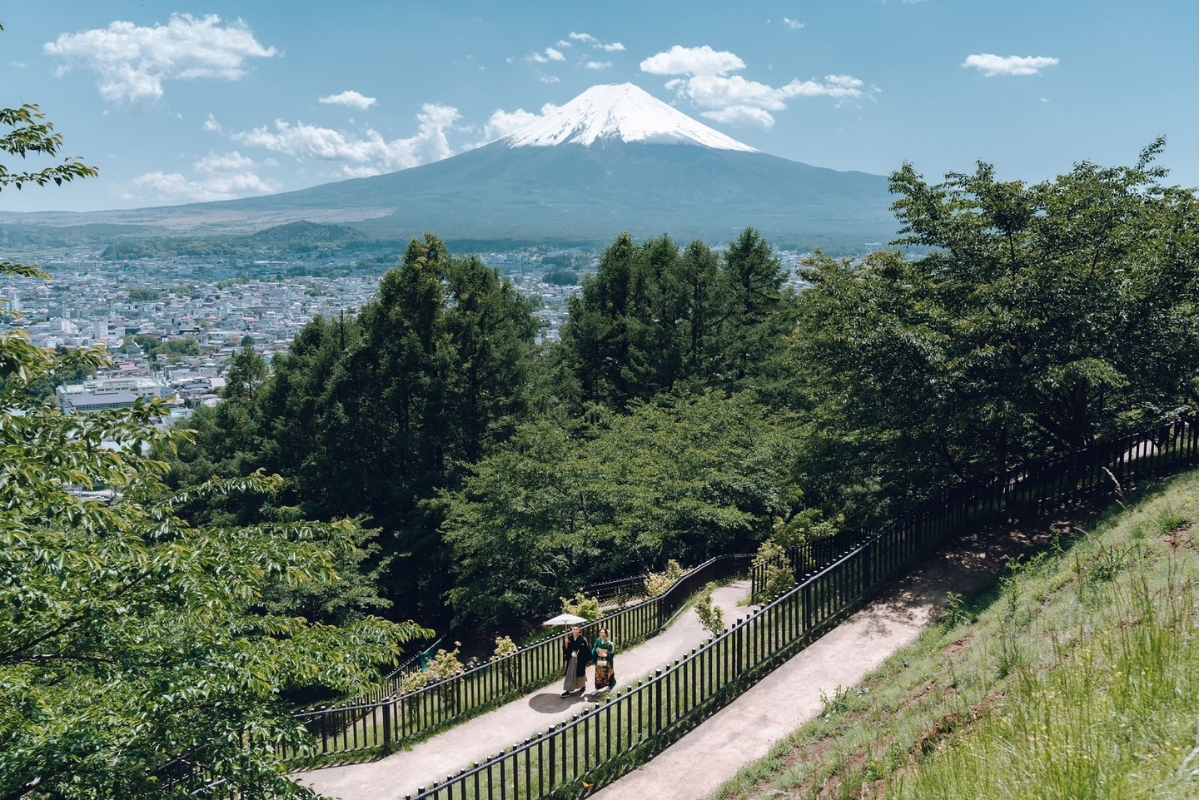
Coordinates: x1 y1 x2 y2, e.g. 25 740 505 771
711 473 1198 800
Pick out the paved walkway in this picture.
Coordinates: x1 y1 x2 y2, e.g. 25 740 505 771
590 518 1064 800
298 581 755 800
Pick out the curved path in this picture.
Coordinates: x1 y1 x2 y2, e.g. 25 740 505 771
299 581 755 800
590 516 1068 800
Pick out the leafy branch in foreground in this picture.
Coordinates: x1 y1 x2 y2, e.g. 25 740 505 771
0 75 431 799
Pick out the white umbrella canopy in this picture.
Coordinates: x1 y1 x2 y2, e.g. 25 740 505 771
542 613 589 627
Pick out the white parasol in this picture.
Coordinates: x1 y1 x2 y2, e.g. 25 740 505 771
542 612 589 627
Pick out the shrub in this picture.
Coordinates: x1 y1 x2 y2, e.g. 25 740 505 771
491 635 520 686
773 509 844 550
560 591 601 621
755 538 796 601
644 559 687 598
695 586 725 636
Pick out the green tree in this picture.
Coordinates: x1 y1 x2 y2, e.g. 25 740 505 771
557 228 796 410
223 342 268 402
172 234 539 620
792 142 1198 519
0 82 431 798
441 392 801 628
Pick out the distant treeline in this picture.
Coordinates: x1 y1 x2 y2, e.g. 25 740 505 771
99 220 374 260
165 144 1198 636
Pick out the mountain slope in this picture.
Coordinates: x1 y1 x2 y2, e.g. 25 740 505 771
0 84 898 249
190 140 894 246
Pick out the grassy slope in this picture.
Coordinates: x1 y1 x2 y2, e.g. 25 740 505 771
712 472 1199 800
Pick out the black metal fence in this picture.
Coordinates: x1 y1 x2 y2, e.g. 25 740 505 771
579 574 650 603
751 416 1197 598
407 415 1195 800
284 553 750 761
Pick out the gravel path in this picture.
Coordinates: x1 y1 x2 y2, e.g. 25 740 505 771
298 581 754 800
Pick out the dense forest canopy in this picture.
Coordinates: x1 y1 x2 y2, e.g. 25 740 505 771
167 143 1196 637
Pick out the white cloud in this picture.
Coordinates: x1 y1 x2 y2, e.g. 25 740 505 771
44 13 276 105
476 103 560 142
701 106 777 127
640 45 745 77
539 74 560 83
527 46 566 63
568 32 597 43
783 17 805 29
962 53 1059 77
585 60 612 70
124 149 276 202
557 39 572 48
10 60 26 68
233 103 459 177
319 90 377 109
599 42 625 52
194 150 255 173
644 45 870 128
129 170 277 202
202 112 222 133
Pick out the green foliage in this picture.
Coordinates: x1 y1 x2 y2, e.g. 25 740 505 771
0 87 433 798
644 559 686 598
491 635 520 686
542 268 578 286
127 286 161 302
560 591 602 621
167 234 539 619
0 103 97 191
555 228 796 411
694 586 725 636
771 508 842 551
755 539 796 600
223 343 268 401
442 391 801 627
0 315 433 796
713 473 1198 800
792 143 1198 522
100 221 368 260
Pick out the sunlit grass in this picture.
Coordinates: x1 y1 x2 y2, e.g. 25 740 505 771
711 472 1198 800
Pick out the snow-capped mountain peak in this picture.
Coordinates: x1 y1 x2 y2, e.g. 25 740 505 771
501 83 757 152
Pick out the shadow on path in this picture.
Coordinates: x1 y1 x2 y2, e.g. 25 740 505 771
528 692 586 714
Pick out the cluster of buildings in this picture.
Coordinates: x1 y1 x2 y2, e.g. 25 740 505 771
2 244 807 414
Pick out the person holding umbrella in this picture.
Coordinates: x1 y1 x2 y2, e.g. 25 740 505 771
561 625 589 697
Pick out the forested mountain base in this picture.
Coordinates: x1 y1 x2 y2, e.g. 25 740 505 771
169 141 1198 638
711 472 1199 800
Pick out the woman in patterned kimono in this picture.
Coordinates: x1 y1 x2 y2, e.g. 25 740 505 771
561 626 589 697
589 628 616 698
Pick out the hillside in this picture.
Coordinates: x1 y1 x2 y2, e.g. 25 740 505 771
99 220 372 260
0 85 897 252
713 473 1199 800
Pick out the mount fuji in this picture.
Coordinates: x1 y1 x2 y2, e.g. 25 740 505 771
8 84 898 250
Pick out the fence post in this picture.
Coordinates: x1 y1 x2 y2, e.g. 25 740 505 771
654 669 663 732
735 619 743 677
382 698 392 751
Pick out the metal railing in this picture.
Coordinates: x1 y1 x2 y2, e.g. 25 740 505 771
409 414 1196 800
284 553 751 760
751 415 1197 598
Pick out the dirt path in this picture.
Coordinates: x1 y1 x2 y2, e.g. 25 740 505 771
298 581 754 800
590 513 1077 800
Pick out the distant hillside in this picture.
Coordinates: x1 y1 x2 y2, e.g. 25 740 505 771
100 221 371 260
0 223 163 250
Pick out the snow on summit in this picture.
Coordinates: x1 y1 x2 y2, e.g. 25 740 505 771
502 83 757 152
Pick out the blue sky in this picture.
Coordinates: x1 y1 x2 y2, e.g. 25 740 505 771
1 0 1196 212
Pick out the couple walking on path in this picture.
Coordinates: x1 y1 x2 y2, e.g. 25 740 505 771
561 626 616 700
